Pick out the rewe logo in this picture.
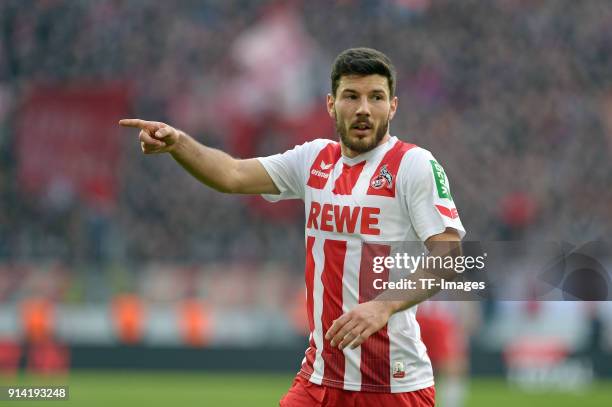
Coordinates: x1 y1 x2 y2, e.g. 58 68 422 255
306 201 381 235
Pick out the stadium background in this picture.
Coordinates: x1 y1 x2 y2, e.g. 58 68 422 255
1 0 612 405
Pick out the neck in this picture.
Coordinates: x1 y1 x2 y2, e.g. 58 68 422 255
341 134 391 158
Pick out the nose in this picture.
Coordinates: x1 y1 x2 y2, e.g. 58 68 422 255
355 96 371 116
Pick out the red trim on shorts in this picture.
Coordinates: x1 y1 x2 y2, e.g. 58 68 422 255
280 375 436 406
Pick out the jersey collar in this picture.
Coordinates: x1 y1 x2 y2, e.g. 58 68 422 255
341 136 398 166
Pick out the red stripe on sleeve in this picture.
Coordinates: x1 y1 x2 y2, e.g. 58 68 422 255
435 204 459 219
367 141 417 197
359 243 392 392
321 239 347 387
307 143 342 190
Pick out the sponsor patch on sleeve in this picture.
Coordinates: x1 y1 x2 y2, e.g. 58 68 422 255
430 160 453 201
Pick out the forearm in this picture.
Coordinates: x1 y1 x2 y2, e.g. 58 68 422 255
120 118 279 194
170 132 240 193
376 268 450 315
377 239 462 314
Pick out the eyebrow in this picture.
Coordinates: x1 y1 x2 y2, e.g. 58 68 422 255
341 88 388 95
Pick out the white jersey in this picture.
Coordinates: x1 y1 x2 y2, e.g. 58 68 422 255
258 136 465 393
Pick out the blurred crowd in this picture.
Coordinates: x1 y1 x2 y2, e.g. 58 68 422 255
0 0 611 293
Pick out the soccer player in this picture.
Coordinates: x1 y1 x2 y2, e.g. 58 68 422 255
120 47 465 407
417 301 480 407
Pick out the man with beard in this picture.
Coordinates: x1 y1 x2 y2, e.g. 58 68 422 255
120 47 465 407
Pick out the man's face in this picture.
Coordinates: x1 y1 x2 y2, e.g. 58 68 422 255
327 74 397 157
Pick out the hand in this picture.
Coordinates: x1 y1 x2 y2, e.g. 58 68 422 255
325 301 395 350
119 118 182 154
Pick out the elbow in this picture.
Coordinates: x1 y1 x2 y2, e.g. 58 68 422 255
220 160 248 194
214 175 242 194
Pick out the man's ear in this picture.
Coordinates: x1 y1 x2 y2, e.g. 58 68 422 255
389 96 398 120
326 94 335 118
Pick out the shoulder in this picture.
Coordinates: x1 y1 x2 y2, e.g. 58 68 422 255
400 145 435 166
263 138 337 164
396 144 451 192
290 138 340 165
285 138 337 157
300 138 338 153
397 144 437 178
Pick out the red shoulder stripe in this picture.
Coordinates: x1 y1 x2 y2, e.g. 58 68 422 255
306 142 342 190
366 141 417 197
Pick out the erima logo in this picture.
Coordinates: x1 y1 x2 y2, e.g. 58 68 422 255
311 161 333 178
311 168 330 179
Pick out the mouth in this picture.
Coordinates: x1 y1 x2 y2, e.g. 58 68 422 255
351 121 372 130
350 121 373 136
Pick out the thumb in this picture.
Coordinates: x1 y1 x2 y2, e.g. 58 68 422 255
154 126 175 140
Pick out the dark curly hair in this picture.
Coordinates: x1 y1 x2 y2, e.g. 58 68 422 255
331 47 396 98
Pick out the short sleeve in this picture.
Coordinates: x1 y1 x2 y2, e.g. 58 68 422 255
256 140 330 202
400 148 466 241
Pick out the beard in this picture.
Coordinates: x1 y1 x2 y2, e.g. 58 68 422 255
336 114 389 154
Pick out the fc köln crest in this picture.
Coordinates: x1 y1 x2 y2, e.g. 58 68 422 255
370 165 394 190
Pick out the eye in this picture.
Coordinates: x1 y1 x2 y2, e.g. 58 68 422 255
372 94 384 101
346 94 358 100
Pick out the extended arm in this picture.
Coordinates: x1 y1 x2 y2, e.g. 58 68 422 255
119 118 279 195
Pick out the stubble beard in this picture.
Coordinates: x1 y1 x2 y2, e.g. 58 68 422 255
336 114 389 154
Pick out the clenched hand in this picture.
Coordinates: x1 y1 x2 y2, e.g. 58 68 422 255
119 118 182 154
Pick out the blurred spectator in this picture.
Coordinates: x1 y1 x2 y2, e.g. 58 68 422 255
0 0 611 302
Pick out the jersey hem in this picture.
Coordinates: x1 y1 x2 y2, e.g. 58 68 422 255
298 369 435 393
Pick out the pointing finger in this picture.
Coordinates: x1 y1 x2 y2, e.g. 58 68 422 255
119 118 148 129
119 118 165 131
